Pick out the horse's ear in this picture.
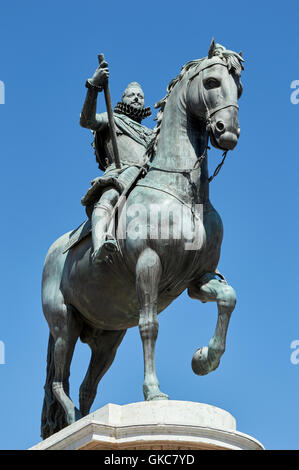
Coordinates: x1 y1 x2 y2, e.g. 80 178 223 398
208 38 215 58
239 51 243 57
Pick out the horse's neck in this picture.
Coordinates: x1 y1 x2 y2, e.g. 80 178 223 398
151 81 209 202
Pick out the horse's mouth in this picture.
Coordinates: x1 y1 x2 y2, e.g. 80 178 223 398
209 128 238 151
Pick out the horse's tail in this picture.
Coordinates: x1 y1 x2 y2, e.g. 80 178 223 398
41 333 67 440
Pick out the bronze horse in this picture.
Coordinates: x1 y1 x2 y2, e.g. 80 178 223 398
41 41 244 439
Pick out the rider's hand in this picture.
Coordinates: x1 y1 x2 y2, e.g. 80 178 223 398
89 61 109 88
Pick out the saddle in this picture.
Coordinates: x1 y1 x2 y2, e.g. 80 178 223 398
63 165 147 254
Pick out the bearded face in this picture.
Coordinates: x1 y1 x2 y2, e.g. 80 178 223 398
115 82 151 122
122 84 145 110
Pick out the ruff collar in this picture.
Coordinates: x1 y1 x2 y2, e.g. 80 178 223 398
114 102 152 123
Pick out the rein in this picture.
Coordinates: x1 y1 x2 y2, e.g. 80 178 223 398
148 139 210 175
208 150 228 183
148 139 228 183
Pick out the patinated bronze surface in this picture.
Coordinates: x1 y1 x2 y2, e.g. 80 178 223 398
41 39 244 439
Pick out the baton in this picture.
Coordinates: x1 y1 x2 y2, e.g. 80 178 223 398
98 53 121 169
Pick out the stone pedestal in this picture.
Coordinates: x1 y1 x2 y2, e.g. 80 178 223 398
30 401 264 450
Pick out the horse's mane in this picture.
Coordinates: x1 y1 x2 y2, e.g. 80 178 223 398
147 48 244 157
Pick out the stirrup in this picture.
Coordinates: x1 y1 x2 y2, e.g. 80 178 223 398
92 234 119 264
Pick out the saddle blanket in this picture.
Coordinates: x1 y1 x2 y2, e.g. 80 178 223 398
62 219 91 254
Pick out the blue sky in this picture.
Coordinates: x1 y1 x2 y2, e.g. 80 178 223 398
0 0 298 450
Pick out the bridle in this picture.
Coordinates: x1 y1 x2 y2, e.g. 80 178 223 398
186 58 239 182
187 59 239 124
148 58 239 182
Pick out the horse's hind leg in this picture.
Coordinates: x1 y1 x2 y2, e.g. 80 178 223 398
50 304 83 425
79 327 126 416
188 272 236 375
136 248 168 401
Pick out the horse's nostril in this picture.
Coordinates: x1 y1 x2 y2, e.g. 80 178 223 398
215 121 225 133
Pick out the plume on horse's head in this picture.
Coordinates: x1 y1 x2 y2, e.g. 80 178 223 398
208 38 244 78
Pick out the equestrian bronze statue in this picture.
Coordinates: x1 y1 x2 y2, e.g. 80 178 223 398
41 39 244 439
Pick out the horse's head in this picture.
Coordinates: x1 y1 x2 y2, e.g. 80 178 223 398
187 40 244 151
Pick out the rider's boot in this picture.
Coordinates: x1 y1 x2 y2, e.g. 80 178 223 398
91 201 119 264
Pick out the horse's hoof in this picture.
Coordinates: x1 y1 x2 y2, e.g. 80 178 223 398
150 392 169 401
143 384 169 401
191 346 210 376
192 346 221 375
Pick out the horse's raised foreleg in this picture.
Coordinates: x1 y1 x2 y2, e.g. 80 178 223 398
188 272 236 375
136 248 168 401
51 305 83 425
79 327 126 416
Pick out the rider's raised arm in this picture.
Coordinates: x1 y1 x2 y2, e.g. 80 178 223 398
79 61 109 131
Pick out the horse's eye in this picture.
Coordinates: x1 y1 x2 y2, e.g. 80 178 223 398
204 78 220 89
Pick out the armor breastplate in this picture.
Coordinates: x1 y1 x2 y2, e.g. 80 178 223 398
103 133 149 167
94 113 153 170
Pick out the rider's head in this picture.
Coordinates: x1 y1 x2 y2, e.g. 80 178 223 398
122 82 145 110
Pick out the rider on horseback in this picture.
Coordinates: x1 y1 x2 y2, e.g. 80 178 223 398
80 59 154 263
